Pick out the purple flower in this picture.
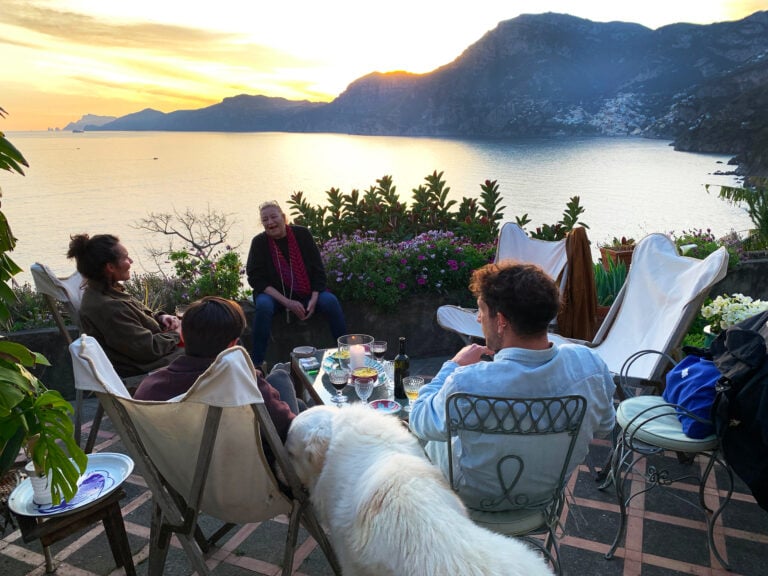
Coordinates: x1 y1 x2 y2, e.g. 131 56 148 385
417 277 426 285
385 276 393 284
398 283 406 290
418 254 426 261
400 258 408 265
447 259 459 271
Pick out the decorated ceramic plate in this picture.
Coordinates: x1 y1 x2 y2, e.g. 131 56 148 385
323 354 388 386
369 399 402 414
9 452 134 517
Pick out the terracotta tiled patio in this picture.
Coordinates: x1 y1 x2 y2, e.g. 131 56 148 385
1 356 766 575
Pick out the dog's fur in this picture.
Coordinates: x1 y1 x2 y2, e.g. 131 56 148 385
286 404 553 576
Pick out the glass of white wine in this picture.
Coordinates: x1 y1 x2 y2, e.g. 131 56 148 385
402 376 424 413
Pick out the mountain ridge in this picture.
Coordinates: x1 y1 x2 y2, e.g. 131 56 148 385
86 11 768 178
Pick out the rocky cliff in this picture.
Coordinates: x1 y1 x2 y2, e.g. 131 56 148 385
92 11 768 177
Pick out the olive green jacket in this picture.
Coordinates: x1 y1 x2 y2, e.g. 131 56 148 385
79 283 181 377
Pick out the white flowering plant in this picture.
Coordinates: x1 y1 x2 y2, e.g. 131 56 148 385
701 293 768 334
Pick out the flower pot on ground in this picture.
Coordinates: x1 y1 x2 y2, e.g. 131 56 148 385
600 236 636 271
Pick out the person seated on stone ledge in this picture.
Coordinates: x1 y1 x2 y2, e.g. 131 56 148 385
67 233 182 377
135 296 303 451
246 200 347 371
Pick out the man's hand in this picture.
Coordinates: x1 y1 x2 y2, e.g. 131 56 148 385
452 343 494 366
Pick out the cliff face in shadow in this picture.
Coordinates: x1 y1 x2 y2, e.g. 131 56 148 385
91 11 768 177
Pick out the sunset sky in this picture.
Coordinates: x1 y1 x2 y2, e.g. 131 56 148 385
2 0 766 130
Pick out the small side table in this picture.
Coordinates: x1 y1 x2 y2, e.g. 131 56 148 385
13 487 135 574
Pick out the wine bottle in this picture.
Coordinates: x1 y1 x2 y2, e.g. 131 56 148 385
393 337 409 399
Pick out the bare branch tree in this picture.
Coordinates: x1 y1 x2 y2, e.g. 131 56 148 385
133 206 240 262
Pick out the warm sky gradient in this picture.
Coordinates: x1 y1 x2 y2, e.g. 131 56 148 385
2 0 766 130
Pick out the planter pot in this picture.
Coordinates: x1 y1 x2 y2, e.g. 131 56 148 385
24 460 53 506
703 325 718 347
600 246 634 271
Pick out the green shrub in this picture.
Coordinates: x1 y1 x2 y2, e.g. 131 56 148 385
287 171 505 244
670 228 740 269
1 283 58 332
170 248 251 304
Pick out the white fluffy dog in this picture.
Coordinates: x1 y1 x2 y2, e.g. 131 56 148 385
286 404 553 576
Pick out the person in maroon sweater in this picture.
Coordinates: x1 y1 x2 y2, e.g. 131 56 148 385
134 296 299 444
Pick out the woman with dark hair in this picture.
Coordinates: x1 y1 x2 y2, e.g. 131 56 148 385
67 233 181 377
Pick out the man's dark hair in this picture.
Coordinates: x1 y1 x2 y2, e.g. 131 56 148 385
469 260 561 337
182 296 246 358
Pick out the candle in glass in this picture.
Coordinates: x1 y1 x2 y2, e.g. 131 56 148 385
350 344 366 369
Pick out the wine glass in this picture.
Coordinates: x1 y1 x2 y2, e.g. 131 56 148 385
402 376 425 413
371 340 388 361
327 368 350 406
354 376 375 405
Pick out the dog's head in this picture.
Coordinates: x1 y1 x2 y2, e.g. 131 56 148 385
286 405 337 488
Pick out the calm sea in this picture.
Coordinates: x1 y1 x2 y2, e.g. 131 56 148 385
2 130 750 285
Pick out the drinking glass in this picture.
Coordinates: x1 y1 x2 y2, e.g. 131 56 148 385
371 340 388 361
402 376 425 413
354 377 375 405
327 368 350 406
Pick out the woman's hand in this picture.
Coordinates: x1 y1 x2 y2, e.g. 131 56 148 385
286 299 308 320
305 293 319 319
159 314 181 332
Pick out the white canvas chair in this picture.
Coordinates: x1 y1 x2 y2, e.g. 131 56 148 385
69 335 340 576
436 223 569 343
32 262 147 452
564 233 729 397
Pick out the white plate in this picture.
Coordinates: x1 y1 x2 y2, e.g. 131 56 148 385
323 354 388 386
9 452 134 517
369 399 402 414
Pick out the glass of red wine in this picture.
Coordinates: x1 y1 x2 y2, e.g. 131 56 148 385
328 367 351 406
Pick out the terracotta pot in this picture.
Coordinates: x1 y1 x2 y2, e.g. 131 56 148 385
600 246 634 271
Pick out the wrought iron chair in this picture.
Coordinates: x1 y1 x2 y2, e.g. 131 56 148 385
69 334 341 576
604 391 734 569
445 393 587 575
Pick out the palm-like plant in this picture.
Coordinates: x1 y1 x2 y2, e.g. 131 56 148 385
0 108 87 504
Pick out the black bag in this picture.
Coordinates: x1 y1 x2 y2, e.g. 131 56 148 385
708 310 768 511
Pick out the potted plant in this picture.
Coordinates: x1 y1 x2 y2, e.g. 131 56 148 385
0 112 87 505
599 236 636 271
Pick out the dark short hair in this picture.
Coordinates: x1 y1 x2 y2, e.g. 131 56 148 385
66 233 121 284
182 296 246 358
469 260 561 337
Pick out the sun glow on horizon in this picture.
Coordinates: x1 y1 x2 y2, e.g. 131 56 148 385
1 0 766 130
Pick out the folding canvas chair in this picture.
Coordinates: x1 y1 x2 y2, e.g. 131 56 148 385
445 393 587 575
436 223 569 343
566 233 729 398
69 335 340 576
32 262 146 453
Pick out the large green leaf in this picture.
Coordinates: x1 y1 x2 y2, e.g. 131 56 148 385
0 132 29 176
